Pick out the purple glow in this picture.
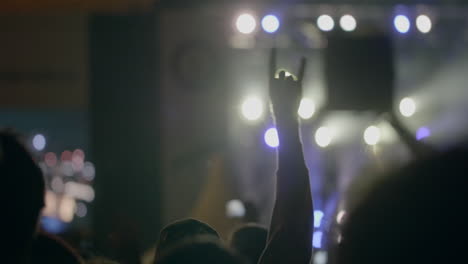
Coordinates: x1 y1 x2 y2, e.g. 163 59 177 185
416 127 431 140
313 231 323 248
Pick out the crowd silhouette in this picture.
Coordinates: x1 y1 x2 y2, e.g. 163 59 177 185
2 47 467 264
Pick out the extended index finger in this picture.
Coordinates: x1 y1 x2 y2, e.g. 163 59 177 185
269 48 277 80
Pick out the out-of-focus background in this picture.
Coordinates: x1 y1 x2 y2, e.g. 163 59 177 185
1 0 468 262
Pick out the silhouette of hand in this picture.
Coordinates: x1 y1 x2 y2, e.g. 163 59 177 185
268 49 306 127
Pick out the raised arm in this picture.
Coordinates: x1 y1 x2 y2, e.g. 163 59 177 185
259 50 313 264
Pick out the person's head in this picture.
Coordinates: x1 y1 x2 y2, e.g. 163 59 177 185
154 218 219 262
156 237 245 264
1 130 45 259
31 231 83 264
334 145 468 264
229 224 268 264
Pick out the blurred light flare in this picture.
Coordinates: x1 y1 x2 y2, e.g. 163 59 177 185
337 210 346 224
59 196 76 223
298 98 316 119
364 126 381 145
32 134 46 151
416 15 432 33
226 199 246 218
236 13 256 34
313 231 323 248
416 127 431 140
264 127 280 148
241 96 264 121
315 127 333 148
394 15 411 34
399 97 416 117
339 15 357 32
314 251 328 264
317 15 334 32
82 162 96 181
314 210 324 228
64 182 95 202
75 202 87 218
261 15 280 33
45 152 58 167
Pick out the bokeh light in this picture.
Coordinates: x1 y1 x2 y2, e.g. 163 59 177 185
314 210 324 228
399 97 416 117
315 127 333 148
82 162 96 181
261 14 280 33
226 199 246 218
416 127 431 140
236 13 256 34
32 134 46 151
313 231 323 248
339 15 357 32
317 15 335 32
75 202 87 218
364 126 381 145
45 152 58 167
298 98 316 119
394 15 411 34
314 251 328 264
241 96 264 121
264 127 280 148
416 15 432 34
336 210 346 224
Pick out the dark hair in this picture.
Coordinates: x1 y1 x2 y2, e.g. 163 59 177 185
1 130 45 260
230 224 268 264
334 145 468 264
154 218 219 262
156 237 245 264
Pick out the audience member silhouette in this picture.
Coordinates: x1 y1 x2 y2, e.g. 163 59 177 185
230 224 268 264
153 218 219 263
156 237 245 264
333 144 468 264
1 130 45 263
258 50 313 264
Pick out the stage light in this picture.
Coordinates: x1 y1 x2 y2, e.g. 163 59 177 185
313 231 323 248
416 15 432 34
226 199 246 218
298 98 316 119
399 97 416 117
315 127 333 148
317 15 334 32
339 15 357 32
83 162 96 181
364 126 381 146
264 127 279 148
32 134 46 151
416 127 431 140
314 210 324 228
45 152 58 167
241 96 264 121
394 15 411 34
236 13 256 34
261 15 280 33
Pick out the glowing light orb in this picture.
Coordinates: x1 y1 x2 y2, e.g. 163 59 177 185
339 15 357 32
264 127 280 148
315 127 332 148
364 126 381 146
298 98 316 119
399 97 416 117
236 13 257 34
394 15 411 34
241 96 264 121
261 15 280 33
317 15 335 32
32 134 46 151
416 15 432 34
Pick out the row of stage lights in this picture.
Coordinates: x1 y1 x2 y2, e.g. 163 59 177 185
240 96 427 148
235 13 433 34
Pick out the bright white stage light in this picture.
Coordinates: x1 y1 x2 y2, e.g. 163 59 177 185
226 199 246 218
394 15 411 34
399 97 416 117
317 15 335 32
298 98 316 119
416 15 432 34
236 13 257 34
241 96 264 121
315 127 332 148
340 15 357 32
261 15 280 33
32 134 46 151
314 210 324 228
364 126 381 146
264 127 280 148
